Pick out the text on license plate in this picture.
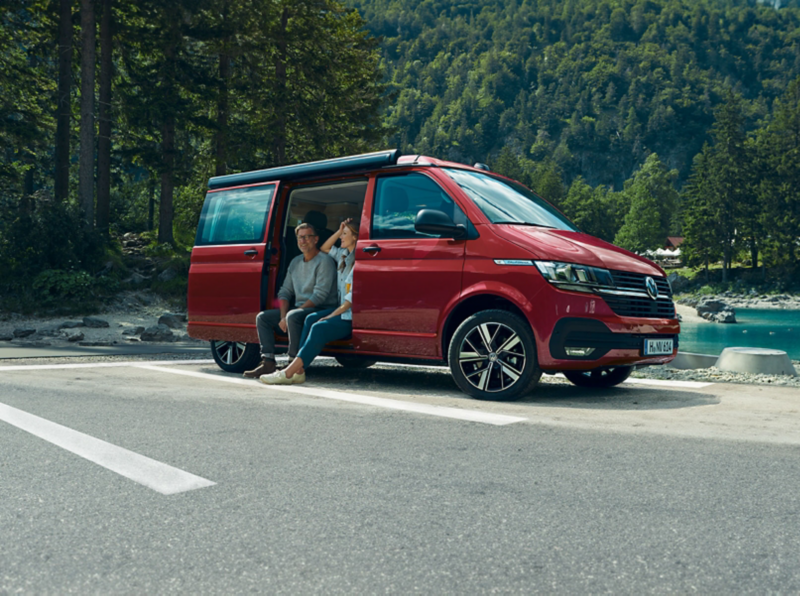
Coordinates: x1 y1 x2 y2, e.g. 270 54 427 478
644 338 673 356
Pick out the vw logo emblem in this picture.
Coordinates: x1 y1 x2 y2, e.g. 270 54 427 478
645 276 659 300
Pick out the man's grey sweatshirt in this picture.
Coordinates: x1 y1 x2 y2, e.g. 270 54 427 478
277 252 338 308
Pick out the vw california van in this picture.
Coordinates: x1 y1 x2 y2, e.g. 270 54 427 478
188 150 679 400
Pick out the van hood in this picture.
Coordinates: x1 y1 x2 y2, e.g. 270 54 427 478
492 225 664 276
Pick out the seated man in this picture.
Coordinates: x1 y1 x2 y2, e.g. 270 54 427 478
244 223 338 378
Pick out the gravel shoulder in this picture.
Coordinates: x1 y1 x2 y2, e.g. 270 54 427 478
0 291 204 348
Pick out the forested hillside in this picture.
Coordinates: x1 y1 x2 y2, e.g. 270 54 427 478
349 0 800 189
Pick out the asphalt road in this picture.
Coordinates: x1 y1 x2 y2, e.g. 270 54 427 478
1 357 799 593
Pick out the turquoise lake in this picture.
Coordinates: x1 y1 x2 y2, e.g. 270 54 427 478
678 308 800 359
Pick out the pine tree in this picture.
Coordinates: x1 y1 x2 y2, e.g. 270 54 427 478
682 145 723 279
613 153 678 253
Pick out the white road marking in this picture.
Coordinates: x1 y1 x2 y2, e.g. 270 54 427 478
135 365 527 426
0 359 215 372
623 377 714 389
0 401 216 495
381 363 715 388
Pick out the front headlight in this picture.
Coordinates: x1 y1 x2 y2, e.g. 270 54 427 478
533 261 615 292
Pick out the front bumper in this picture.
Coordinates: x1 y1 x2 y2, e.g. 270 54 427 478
549 317 678 361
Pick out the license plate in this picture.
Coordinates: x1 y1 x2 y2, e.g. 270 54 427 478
644 338 673 356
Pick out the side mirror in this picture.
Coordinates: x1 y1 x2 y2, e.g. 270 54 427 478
414 209 467 239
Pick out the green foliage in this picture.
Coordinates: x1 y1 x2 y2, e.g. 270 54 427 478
351 0 800 189
0 192 106 280
613 154 678 252
753 77 800 266
32 270 92 305
561 177 624 242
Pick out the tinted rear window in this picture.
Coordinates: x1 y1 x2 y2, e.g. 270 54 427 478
195 185 274 246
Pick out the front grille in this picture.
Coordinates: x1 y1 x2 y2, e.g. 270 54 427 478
610 270 672 297
601 294 676 318
603 270 675 318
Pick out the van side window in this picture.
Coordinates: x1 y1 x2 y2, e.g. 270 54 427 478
372 173 466 239
195 185 274 245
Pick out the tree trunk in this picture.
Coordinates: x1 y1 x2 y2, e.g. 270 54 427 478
273 7 289 165
148 175 155 232
96 0 112 235
78 0 96 227
215 51 230 176
158 116 175 246
55 0 73 203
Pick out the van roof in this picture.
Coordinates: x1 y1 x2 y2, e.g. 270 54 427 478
207 150 487 190
208 149 402 190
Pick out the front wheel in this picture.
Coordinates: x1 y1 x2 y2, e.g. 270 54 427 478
210 340 261 373
563 366 633 388
448 309 541 401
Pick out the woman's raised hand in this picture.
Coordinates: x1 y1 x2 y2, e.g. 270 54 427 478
338 218 353 234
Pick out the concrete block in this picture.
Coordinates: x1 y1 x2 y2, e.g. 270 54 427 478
715 347 797 376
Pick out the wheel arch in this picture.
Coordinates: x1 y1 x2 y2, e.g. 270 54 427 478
441 289 535 364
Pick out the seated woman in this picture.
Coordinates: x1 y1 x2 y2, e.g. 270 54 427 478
260 219 357 385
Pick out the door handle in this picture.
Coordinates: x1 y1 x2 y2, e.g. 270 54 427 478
362 245 381 254
244 249 258 257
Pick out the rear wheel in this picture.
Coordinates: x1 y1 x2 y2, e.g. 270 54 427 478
448 309 541 401
563 366 633 388
211 340 261 373
335 355 377 369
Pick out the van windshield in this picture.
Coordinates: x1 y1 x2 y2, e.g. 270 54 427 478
444 168 579 232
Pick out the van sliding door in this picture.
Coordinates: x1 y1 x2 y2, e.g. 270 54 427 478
188 182 277 343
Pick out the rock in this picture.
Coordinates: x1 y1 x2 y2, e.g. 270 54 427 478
65 331 84 342
13 328 36 338
83 316 110 328
98 260 115 276
121 326 146 336
678 297 699 307
157 268 177 282
125 272 149 285
134 292 154 306
0 333 13 341
58 321 84 329
667 273 690 294
34 327 60 337
140 324 176 342
696 299 730 316
158 313 184 329
710 310 737 324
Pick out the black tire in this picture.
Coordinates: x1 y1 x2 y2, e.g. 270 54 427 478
563 366 633 388
211 340 261 373
335 355 378 369
448 309 541 401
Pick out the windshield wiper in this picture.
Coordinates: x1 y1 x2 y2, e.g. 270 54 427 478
493 221 557 229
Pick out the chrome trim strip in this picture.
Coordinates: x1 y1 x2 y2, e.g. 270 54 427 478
494 259 535 266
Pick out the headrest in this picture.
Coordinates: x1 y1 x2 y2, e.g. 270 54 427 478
303 210 328 231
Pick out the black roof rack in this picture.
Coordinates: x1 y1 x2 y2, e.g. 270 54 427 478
208 149 402 190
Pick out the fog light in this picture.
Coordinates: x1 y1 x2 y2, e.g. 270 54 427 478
565 347 595 357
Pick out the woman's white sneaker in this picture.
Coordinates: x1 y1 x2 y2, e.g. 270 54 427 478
260 370 306 385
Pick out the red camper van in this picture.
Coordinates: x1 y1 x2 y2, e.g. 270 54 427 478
188 150 679 400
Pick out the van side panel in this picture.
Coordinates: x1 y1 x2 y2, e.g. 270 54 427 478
187 182 276 343
188 245 262 343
